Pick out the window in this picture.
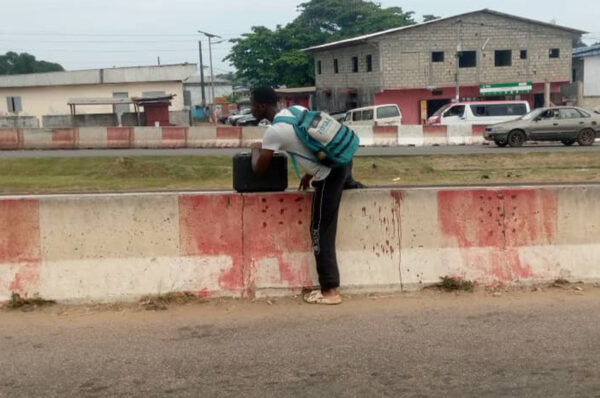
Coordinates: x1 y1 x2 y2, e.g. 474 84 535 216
317 60 322 75
470 104 528 117
6 96 22 113
352 111 361 121
352 56 359 73
550 48 560 58
520 50 528 59
495 50 512 67
445 105 465 117
560 108 583 119
377 106 400 119
113 92 130 114
361 109 374 120
432 51 444 63
458 51 476 68
366 55 373 72
334 59 339 74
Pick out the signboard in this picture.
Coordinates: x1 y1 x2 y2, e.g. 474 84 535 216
480 82 532 96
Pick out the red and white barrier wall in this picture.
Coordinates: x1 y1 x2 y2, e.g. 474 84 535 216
0 124 490 150
1 185 599 303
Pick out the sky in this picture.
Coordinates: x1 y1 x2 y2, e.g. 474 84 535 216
1 0 599 75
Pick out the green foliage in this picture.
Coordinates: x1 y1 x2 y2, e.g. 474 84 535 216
423 14 440 22
573 37 587 49
0 52 64 75
226 0 415 88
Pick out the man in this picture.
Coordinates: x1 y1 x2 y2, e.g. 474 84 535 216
250 87 363 305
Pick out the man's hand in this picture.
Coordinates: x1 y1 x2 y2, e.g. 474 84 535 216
250 142 262 150
299 174 313 191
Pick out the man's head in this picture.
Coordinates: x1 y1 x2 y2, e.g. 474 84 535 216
251 86 278 122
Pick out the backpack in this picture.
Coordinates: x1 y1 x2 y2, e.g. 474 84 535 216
273 106 360 178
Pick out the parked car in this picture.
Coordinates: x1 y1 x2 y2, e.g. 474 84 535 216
344 104 402 126
427 101 530 126
228 108 252 125
484 106 600 147
237 115 270 127
329 111 347 123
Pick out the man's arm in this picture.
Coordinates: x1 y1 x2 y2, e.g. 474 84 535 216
251 142 274 177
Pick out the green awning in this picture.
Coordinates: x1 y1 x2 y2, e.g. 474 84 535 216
480 82 532 96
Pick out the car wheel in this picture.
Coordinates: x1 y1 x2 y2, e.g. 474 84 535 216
561 139 575 146
494 138 508 147
507 130 526 147
577 129 595 146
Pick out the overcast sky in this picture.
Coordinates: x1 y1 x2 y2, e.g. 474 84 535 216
1 0 599 75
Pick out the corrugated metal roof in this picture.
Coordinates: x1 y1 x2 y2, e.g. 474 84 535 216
573 44 600 58
304 9 586 52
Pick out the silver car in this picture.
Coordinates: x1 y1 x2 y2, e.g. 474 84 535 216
484 106 600 147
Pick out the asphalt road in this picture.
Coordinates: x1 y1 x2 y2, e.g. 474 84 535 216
1 288 599 398
1 143 600 158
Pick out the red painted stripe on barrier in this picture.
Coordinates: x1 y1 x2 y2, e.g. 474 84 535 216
423 125 447 137
52 128 77 149
437 189 558 282
0 129 20 150
179 194 244 292
243 193 313 290
217 126 242 140
0 199 41 295
471 125 486 136
373 125 398 140
161 127 187 148
107 127 133 148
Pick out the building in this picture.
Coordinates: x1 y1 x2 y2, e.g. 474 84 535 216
275 87 316 109
571 45 600 111
0 63 196 126
183 75 233 108
305 9 585 124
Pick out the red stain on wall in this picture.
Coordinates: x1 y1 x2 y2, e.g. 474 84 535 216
107 127 133 148
0 129 21 150
162 127 187 148
438 189 558 283
243 193 313 290
0 199 41 295
179 194 244 292
52 128 77 149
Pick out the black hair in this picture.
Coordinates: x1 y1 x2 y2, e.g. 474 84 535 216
251 86 278 106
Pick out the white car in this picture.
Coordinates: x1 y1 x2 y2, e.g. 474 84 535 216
344 104 402 126
427 101 530 126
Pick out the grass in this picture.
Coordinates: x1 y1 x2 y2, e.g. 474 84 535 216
2 293 56 311
0 151 598 194
438 276 475 292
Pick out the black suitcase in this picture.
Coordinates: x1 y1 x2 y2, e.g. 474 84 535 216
233 152 288 192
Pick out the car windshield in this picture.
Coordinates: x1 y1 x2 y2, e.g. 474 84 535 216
432 104 452 117
520 109 544 121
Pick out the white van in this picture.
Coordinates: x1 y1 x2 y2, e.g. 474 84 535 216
427 101 530 125
344 104 402 126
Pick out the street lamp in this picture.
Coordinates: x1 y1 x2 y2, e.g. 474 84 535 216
198 30 221 124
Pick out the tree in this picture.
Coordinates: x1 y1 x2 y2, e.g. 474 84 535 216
422 14 440 22
573 37 587 49
0 52 64 75
225 0 415 88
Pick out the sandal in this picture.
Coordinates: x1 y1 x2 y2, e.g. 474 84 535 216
303 290 342 305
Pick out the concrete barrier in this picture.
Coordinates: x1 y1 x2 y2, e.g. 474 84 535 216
78 127 109 149
1 185 599 303
133 127 162 148
0 129 22 150
240 126 266 147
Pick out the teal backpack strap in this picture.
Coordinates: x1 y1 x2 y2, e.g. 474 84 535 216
288 106 304 118
289 153 301 179
273 115 298 125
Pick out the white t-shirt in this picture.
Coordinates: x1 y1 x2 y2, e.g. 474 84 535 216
262 107 331 181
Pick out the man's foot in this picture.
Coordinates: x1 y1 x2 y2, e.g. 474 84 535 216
303 290 342 305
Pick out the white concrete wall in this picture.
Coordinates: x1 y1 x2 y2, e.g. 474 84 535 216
583 56 600 96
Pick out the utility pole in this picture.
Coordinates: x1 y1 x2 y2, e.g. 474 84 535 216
198 30 221 124
198 40 206 107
